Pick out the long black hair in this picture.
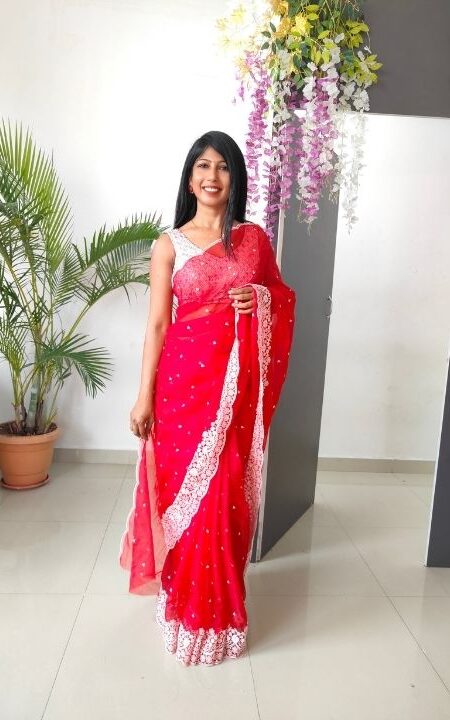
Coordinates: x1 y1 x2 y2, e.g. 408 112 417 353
174 130 248 258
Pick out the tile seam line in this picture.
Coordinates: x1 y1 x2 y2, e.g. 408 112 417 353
319 488 450 696
40 466 127 718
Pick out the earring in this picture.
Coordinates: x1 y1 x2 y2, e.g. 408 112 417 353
189 186 194 193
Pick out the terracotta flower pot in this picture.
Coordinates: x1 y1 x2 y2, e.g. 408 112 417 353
0 425 61 490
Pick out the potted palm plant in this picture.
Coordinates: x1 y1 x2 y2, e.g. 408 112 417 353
0 120 165 489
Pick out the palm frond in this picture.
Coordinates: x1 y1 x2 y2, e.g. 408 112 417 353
49 245 85 308
0 195 48 278
76 211 165 270
75 265 146 307
0 159 29 206
1 211 49 293
33 333 114 397
0 120 73 273
0 269 28 324
67 212 167 308
0 317 28 374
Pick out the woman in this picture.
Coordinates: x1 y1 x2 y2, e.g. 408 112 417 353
119 130 296 667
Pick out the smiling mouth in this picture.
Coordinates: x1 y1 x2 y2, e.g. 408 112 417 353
202 187 221 193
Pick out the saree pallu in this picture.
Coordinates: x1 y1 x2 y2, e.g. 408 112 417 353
119 222 296 666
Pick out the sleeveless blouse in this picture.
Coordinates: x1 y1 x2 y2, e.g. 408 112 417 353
156 222 258 321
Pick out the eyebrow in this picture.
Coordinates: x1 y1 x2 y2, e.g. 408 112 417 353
197 158 227 163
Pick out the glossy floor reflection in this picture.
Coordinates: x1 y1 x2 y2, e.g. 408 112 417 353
1 463 450 719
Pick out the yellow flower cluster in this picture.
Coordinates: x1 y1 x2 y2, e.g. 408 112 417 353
274 16 294 39
229 4 246 24
216 0 381 88
269 0 289 15
236 56 252 80
215 3 266 56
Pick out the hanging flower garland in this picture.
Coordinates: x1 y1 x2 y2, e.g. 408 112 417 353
216 0 382 240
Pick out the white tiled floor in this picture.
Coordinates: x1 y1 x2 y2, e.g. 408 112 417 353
2 464 450 719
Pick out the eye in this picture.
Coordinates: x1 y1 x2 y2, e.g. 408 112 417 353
197 162 228 170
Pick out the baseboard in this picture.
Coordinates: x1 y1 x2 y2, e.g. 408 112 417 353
53 448 136 465
52 447 435 475
317 457 435 474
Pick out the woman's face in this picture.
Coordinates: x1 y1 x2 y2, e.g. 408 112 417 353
189 146 231 209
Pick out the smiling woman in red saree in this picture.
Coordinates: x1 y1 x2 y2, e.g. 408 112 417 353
119 132 296 667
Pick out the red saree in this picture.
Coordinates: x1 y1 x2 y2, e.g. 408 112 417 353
119 221 296 666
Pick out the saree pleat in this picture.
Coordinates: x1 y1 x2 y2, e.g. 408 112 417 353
119 222 296 666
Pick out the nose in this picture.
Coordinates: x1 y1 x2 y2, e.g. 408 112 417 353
207 166 219 181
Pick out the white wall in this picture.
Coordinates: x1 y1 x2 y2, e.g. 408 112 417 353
319 113 450 461
0 0 250 449
1 2 449 460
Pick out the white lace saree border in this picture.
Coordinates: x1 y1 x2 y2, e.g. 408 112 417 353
161 309 240 550
243 285 272 566
155 588 247 666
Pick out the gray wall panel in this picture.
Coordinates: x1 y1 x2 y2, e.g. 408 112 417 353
364 0 450 118
427 360 450 565
258 193 339 558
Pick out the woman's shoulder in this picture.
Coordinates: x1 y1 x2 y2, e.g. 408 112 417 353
150 230 176 258
239 220 266 236
239 220 271 247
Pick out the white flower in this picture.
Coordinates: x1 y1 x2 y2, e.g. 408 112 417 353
331 47 341 63
343 81 355 98
303 76 316 100
353 87 369 111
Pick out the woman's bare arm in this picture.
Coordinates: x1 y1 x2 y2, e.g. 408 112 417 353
130 233 174 438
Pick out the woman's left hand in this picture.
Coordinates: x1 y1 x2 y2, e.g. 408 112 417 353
228 286 255 314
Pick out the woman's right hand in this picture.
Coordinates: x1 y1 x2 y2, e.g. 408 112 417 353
129 395 154 439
